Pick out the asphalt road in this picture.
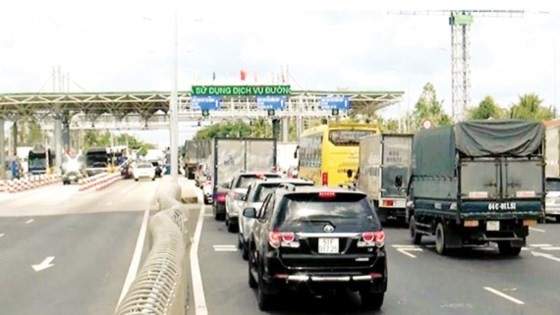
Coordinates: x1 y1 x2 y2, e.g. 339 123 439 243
0 177 161 315
193 205 560 315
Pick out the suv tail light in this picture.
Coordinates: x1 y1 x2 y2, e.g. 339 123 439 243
269 231 299 248
215 193 227 203
358 230 385 248
322 172 328 186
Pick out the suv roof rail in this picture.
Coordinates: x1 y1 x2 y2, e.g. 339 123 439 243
338 184 357 191
278 182 297 191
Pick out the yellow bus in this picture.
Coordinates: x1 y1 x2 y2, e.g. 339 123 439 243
296 122 379 186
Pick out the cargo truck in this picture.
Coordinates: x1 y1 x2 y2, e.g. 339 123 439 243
355 134 413 224
544 120 560 221
406 120 545 256
209 137 277 220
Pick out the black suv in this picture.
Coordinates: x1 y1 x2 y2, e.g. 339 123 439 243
243 185 387 311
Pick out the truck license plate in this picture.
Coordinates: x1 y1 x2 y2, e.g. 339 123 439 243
318 238 339 254
486 221 500 231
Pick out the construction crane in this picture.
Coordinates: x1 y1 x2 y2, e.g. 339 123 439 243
388 10 524 122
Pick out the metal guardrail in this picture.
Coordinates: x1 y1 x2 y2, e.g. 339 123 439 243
115 187 188 315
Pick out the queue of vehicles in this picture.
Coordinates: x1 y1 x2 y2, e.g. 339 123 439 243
187 119 555 311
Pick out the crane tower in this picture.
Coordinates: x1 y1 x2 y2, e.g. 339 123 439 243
389 10 524 122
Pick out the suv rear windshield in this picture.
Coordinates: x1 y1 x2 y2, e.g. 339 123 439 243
236 174 281 189
274 192 380 232
253 182 314 202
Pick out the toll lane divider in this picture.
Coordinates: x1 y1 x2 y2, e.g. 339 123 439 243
1 174 61 193
115 181 188 315
78 173 118 191
95 172 122 191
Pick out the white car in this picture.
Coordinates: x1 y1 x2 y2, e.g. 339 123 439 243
237 178 314 260
133 162 156 181
545 178 560 221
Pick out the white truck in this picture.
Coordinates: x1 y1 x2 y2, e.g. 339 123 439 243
545 122 560 221
355 134 413 224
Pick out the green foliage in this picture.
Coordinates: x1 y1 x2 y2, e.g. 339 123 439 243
410 82 452 130
380 118 400 133
467 96 505 120
509 93 555 121
193 120 252 140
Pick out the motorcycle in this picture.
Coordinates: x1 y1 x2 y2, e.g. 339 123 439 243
202 177 213 205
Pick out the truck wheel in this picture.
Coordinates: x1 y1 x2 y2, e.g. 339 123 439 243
498 242 522 256
435 222 448 255
409 216 422 245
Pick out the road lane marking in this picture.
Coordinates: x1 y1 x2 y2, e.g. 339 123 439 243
191 203 208 315
530 244 552 247
529 227 546 233
25 218 34 224
392 245 422 258
213 245 237 252
542 247 560 250
531 251 560 263
483 287 525 305
31 256 55 272
116 181 160 309
0 233 4 238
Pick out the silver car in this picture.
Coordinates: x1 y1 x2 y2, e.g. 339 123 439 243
237 178 314 260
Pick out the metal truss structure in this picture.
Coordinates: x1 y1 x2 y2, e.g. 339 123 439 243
0 89 403 130
388 9 524 122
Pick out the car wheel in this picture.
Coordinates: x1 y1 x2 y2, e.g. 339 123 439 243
360 291 384 310
257 263 274 311
134 178 139 182
498 241 522 256
409 216 422 245
435 222 448 255
248 248 257 289
242 241 249 261
152 177 155 181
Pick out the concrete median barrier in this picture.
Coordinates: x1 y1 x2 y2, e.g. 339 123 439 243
115 178 192 315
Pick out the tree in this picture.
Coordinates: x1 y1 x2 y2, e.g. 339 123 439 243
410 82 452 130
509 93 555 120
467 96 505 120
193 120 252 140
380 118 400 133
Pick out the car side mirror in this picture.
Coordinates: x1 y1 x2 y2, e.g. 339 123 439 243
243 207 257 218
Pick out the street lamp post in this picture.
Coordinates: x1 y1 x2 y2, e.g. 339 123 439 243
170 8 179 184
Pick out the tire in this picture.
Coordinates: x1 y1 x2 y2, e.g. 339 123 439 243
152 177 155 181
257 264 274 311
360 291 384 310
248 248 257 289
226 214 238 233
242 240 249 261
498 242 522 256
134 178 139 182
409 216 422 245
435 222 448 255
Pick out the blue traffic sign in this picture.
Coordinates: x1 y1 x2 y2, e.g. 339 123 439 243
190 96 221 111
319 95 350 110
256 95 286 110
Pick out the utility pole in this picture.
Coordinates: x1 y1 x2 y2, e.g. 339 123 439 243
388 9 524 122
170 5 179 183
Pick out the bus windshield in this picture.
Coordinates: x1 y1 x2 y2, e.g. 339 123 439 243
328 130 376 146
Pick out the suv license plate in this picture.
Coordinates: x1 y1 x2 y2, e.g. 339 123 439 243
486 221 500 231
318 238 339 254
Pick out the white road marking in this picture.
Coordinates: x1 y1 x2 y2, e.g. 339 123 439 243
531 251 560 263
392 245 423 258
213 245 238 252
115 181 160 309
191 204 208 315
542 247 560 251
484 287 525 305
529 227 546 233
31 256 55 272
0 233 4 238
530 244 552 247
25 218 34 224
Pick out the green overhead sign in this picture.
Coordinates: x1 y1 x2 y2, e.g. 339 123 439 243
191 85 291 96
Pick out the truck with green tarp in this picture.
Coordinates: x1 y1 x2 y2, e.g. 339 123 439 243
406 120 545 256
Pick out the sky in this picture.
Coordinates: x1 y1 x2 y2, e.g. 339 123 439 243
1 0 559 146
